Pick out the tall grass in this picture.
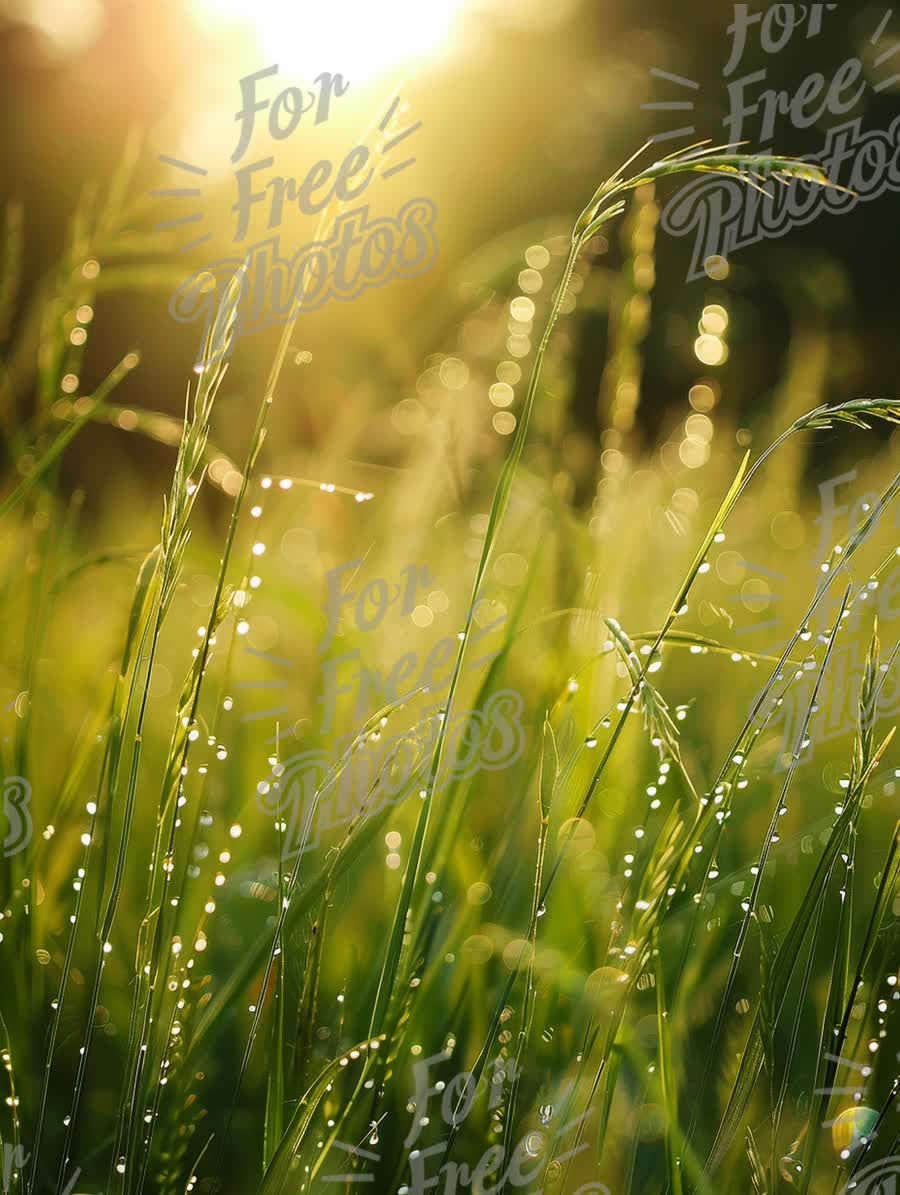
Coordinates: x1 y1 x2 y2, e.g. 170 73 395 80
0 140 897 1195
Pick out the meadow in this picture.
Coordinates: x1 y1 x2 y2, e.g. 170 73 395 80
0 134 898 1195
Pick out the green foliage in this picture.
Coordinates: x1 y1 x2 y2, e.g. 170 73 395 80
0 143 897 1195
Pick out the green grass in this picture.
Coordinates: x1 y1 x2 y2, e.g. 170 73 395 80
0 141 898 1195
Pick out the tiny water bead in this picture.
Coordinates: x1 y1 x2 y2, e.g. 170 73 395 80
831 1105 879 1156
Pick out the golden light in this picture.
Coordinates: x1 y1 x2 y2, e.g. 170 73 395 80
12 0 103 54
694 334 728 367
700 304 729 336
688 383 718 412
190 0 471 82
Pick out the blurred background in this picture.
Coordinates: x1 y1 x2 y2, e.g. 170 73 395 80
1 0 898 487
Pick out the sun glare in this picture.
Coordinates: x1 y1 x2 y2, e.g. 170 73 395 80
190 0 470 82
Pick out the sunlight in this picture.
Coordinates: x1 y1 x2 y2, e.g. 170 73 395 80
189 0 471 82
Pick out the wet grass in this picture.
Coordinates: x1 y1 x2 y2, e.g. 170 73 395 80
0 142 898 1195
